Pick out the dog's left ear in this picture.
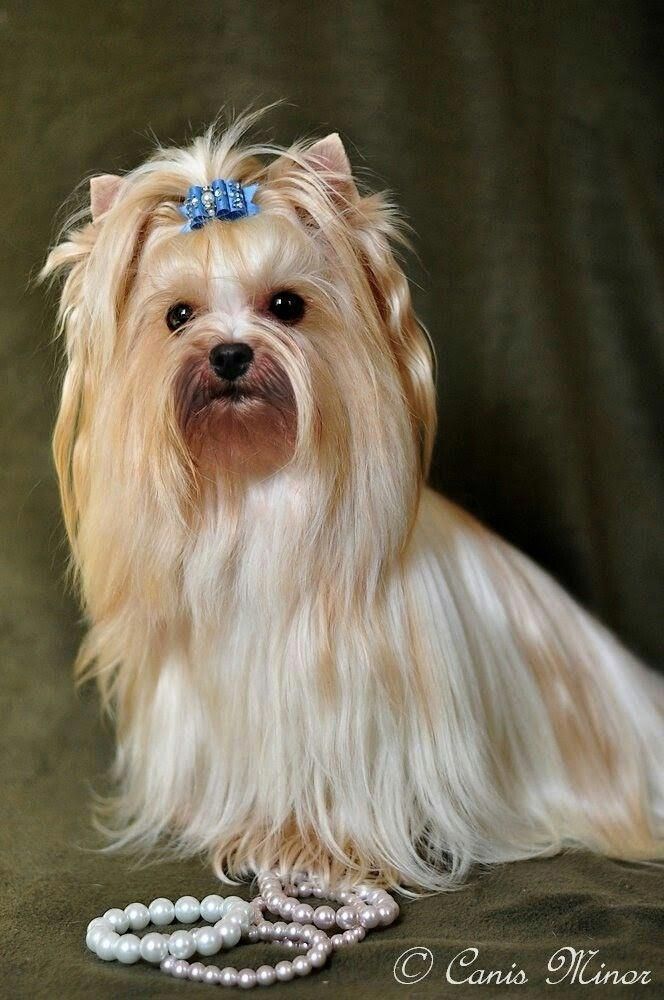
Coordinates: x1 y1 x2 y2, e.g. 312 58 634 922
272 133 436 478
307 136 436 479
90 174 125 220
303 133 359 204
308 136 437 479
269 132 360 206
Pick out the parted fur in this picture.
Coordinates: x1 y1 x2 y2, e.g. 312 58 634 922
42 115 664 891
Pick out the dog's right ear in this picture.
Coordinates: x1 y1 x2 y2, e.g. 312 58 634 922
40 171 143 556
40 173 127 299
90 174 124 220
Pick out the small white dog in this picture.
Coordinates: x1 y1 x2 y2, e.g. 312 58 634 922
43 116 663 891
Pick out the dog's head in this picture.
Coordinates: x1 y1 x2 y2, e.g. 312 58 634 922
43 118 436 622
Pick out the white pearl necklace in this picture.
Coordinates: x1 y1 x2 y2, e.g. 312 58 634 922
85 870 400 988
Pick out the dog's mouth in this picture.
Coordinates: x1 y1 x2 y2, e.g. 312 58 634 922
191 370 288 415
174 353 297 473
206 381 262 406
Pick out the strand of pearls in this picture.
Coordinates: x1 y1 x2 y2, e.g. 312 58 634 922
85 870 399 988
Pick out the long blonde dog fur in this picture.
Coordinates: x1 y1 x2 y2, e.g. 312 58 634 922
42 114 663 891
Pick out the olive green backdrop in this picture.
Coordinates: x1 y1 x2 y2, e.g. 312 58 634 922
1 1 662 997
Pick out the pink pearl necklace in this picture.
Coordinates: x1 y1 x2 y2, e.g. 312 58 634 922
85 869 400 988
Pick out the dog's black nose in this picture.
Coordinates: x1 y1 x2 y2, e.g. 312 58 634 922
209 342 254 381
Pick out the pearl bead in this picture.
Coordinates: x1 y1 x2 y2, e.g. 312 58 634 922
96 931 120 961
223 904 253 931
160 956 175 973
168 929 196 959
174 895 200 923
172 959 190 979
275 960 294 982
313 905 336 930
224 911 246 932
342 929 357 945
220 966 239 986
359 904 380 928
286 921 301 941
87 916 109 934
377 901 398 925
140 932 168 963
293 902 314 923
309 944 328 968
279 897 297 918
246 926 260 942
366 889 388 905
218 921 241 949
271 920 287 940
124 902 150 931
203 965 221 984
238 967 257 988
115 933 141 964
86 922 111 951
330 933 344 949
256 964 277 986
200 894 224 921
148 898 175 926
257 920 273 940
298 881 313 897
103 908 129 933
228 900 253 922
221 895 245 915
188 961 206 981
292 955 312 976
196 925 222 956
336 905 358 929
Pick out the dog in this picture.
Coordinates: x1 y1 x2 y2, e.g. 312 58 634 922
42 115 663 891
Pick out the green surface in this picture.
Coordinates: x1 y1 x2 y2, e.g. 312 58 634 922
5 852 664 997
1 1 662 997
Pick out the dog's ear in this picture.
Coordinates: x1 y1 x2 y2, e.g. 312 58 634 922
90 174 124 220
40 223 96 553
41 175 150 551
270 134 436 478
269 132 359 206
303 133 359 204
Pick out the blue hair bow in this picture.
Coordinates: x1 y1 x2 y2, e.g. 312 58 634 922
180 180 260 232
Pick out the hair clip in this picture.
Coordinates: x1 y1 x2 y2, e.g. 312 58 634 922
180 180 260 232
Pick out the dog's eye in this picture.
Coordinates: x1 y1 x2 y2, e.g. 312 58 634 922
268 291 305 324
166 302 195 333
